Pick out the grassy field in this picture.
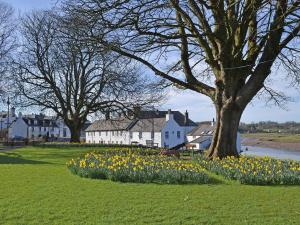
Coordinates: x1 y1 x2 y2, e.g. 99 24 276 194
242 132 300 143
0 146 299 225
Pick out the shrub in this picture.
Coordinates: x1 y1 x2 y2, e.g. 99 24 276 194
67 151 209 184
197 156 300 185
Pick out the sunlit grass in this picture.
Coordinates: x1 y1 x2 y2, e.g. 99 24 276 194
0 146 299 225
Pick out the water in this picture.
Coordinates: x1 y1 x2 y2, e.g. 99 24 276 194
241 146 300 161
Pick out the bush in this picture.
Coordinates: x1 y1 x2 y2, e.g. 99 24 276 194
197 156 300 185
67 151 210 184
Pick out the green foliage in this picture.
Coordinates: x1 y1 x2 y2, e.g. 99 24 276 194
197 156 300 185
68 152 209 184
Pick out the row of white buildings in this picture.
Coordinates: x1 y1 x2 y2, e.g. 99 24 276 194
85 109 242 151
1 107 241 151
0 107 89 141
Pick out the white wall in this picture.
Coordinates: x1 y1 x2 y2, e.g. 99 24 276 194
130 131 162 147
161 119 186 148
86 130 130 145
9 117 28 138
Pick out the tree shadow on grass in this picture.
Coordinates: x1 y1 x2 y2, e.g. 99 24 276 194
0 152 51 164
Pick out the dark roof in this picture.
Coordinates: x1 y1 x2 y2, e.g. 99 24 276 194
86 110 197 132
188 123 215 136
23 116 58 127
137 110 197 127
130 118 166 132
85 118 135 132
189 135 212 143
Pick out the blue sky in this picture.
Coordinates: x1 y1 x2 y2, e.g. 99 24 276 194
3 0 300 123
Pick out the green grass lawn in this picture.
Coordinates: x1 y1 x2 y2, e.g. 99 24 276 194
242 132 300 143
0 147 299 225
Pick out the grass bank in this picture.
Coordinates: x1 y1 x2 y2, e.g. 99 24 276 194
242 133 300 143
0 146 299 225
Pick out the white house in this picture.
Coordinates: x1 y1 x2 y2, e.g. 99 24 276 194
0 107 17 133
85 109 197 148
8 112 90 141
9 114 60 140
187 121 242 152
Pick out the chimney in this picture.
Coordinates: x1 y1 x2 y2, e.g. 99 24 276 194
133 106 141 118
105 111 110 120
166 109 174 121
211 118 215 126
184 110 189 126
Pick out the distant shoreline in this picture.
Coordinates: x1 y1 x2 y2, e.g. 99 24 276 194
242 137 300 152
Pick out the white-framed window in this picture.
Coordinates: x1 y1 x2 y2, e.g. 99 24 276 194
106 131 108 136
130 132 133 139
139 132 142 139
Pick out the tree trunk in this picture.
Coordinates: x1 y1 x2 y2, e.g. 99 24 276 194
70 129 81 143
208 102 243 159
69 125 81 143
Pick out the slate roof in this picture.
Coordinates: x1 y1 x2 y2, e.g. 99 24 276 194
129 118 166 132
85 118 135 131
86 110 197 132
137 111 197 127
189 135 212 144
188 123 215 136
23 115 58 127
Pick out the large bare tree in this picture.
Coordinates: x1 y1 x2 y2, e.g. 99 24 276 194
16 11 163 142
64 0 300 157
0 1 14 98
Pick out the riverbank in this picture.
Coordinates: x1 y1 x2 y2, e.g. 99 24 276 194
242 133 300 152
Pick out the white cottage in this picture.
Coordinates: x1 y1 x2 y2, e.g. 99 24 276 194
9 114 60 140
85 110 197 148
187 121 241 152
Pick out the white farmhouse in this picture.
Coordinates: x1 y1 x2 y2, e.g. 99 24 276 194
8 112 90 141
85 109 197 148
187 121 242 152
9 114 60 140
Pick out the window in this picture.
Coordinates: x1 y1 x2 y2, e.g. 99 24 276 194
139 132 142 139
130 132 133 139
112 141 114 144
112 131 114 136
120 131 123 136
116 141 118 144
177 131 181 139
151 131 154 139
120 141 123 145
106 131 108 136
165 131 169 139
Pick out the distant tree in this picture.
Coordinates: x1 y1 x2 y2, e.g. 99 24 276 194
65 0 300 157
15 11 163 142
0 1 15 99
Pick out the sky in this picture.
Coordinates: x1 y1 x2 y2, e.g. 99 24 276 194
3 0 300 123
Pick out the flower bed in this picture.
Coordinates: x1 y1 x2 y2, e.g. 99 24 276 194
67 152 209 184
197 156 300 185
